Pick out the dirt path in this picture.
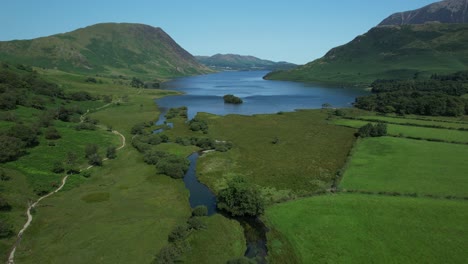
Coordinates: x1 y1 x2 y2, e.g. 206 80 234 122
7 125 126 264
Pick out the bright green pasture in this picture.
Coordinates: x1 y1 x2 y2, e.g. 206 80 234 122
358 115 468 130
265 194 468 264
182 214 246 263
341 137 468 197
197 110 356 197
333 118 468 143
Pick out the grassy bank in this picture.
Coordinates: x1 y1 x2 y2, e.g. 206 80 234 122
265 193 468 264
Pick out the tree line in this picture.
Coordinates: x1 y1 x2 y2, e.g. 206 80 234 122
354 71 468 116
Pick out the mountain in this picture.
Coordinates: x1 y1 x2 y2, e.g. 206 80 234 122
196 54 297 71
0 23 211 79
265 0 468 85
379 0 468 26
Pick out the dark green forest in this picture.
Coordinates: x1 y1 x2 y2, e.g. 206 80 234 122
354 71 468 116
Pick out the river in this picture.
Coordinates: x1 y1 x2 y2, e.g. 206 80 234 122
155 71 368 262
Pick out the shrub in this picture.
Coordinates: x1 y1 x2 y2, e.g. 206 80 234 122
0 135 24 163
106 146 117 159
189 118 208 133
0 170 11 181
0 220 13 238
0 196 12 211
143 150 167 165
81 171 91 178
44 126 61 140
358 122 387 137
85 144 99 158
192 205 208 217
187 217 206 230
168 224 189 242
88 153 103 166
155 155 189 179
217 176 265 217
52 161 65 173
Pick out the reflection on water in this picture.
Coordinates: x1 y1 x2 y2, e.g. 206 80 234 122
157 71 368 119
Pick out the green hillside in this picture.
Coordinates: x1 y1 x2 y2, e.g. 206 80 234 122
265 23 468 85
196 53 297 71
0 23 211 79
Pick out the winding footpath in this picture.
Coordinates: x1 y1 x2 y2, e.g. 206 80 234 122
7 126 126 264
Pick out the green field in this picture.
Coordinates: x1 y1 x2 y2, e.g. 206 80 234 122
196 110 356 199
341 137 468 197
357 115 468 130
14 146 191 263
181 214 246 263
333 118 468 143
265 193 468 264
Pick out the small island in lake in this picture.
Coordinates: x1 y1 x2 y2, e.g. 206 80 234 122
223 94 243 104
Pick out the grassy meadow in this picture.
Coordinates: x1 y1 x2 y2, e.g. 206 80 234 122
340 137 468 197
333 118 468 143
264 193 468 264
181 214 246 263
356 115 468 130
195 110 356 199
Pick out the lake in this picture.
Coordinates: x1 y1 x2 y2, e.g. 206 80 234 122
156 70 368 262
156 71 368 120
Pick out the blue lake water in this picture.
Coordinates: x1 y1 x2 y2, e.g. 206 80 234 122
156 70 369 120
155 70 368 262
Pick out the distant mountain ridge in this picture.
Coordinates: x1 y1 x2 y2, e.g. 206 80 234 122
196 54 297 71
379 0 468 26
265 0 468 85
0 23 211 79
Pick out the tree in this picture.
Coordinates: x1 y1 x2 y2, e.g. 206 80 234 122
85 144 99 158
321 103 332 109
65 151 79 173
187 217 206 230
106 146 117 159
0 135 24 163
131 77 144 88
44 126 61 140
88 153 103 166
7 124 38 147
0 169 11 181
168 224 189 242
0 220 13 238
0 196 12 211
52 161 65 173
223 94 243 104
155 155 189 179
192 205 208 217
217 176 264 217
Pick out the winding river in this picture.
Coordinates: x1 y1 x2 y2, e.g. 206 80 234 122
156 71 368 262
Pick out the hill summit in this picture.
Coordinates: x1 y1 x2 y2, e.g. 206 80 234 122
0 23 211 79
265 0 468 85
379 0 468 26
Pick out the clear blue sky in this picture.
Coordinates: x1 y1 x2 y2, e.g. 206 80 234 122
0 0 437 64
